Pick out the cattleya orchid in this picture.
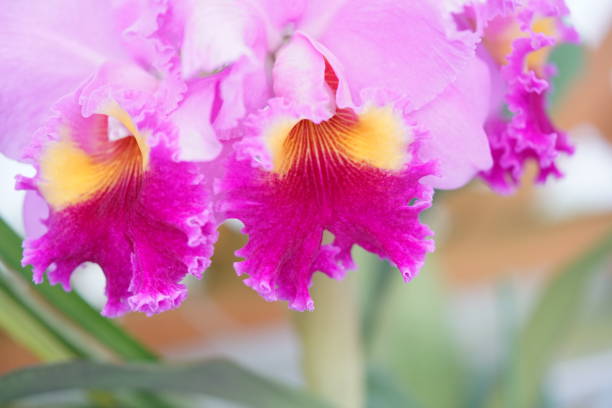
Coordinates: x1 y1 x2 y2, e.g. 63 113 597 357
211 1 493 309
0 0 576 315
1 1 217 316
455 0 579 193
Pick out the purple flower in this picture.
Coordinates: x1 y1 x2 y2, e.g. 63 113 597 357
1 1 219 316
175 0 494 309
456 0 579 193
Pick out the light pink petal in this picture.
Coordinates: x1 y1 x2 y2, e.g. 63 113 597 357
111 0 175 69
272 33 334 122
307 0 476 109
415 56 493 189
180 0 259 79
251 0 308 30
23 191 48 240
214 54 273 135
171 79 222 162
300 33 356 111
0 0 130 160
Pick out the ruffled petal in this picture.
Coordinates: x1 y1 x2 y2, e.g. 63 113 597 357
213 54 273 135
18 65 217 316
480 72 574 193
221 98 434 310
0 0 130 160
463 0 578 192
111 0 179 70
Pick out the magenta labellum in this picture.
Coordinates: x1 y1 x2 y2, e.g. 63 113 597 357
18 65 217 317
221 62 436 310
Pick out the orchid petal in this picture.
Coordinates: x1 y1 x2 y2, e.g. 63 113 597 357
0 0 129 160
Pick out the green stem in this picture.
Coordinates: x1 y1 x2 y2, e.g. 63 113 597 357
361 259 393 354
293 272 364 408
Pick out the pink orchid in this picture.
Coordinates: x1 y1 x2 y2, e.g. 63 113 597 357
1 0 219 316
455 0 579 193
0 0 577 315
171 0 494 309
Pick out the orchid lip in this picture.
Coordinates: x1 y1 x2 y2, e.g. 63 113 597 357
223 93 435 309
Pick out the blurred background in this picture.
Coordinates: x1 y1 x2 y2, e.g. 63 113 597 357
1 1 611 407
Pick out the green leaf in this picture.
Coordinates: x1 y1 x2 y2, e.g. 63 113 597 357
1 267 171 408
0 360 331 408
360 254 394 354
11 404 99 408
0 217 157 362
0 266 112 360
0 279 76 361
496 231 612 408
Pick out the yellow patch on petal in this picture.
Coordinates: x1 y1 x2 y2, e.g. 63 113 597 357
264 118 299 172
265 106 411 177
39 104 149 211
526 18 557 73
484 16 557 75
483 20 519 66
346 107 411 169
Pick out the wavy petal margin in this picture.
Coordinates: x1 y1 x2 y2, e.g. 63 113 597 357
17 64 217 316
220 97 435 310
464 0 579 193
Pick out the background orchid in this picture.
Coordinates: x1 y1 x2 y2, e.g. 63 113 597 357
464 0 580 193
1 0 611 407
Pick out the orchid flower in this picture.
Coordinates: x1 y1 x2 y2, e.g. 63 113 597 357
455 0 579 193
0 0 219 316
174 0 494 310
0 0 577 315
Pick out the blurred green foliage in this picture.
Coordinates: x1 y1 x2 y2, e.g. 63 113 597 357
0 360 330 408
360 231 612 408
